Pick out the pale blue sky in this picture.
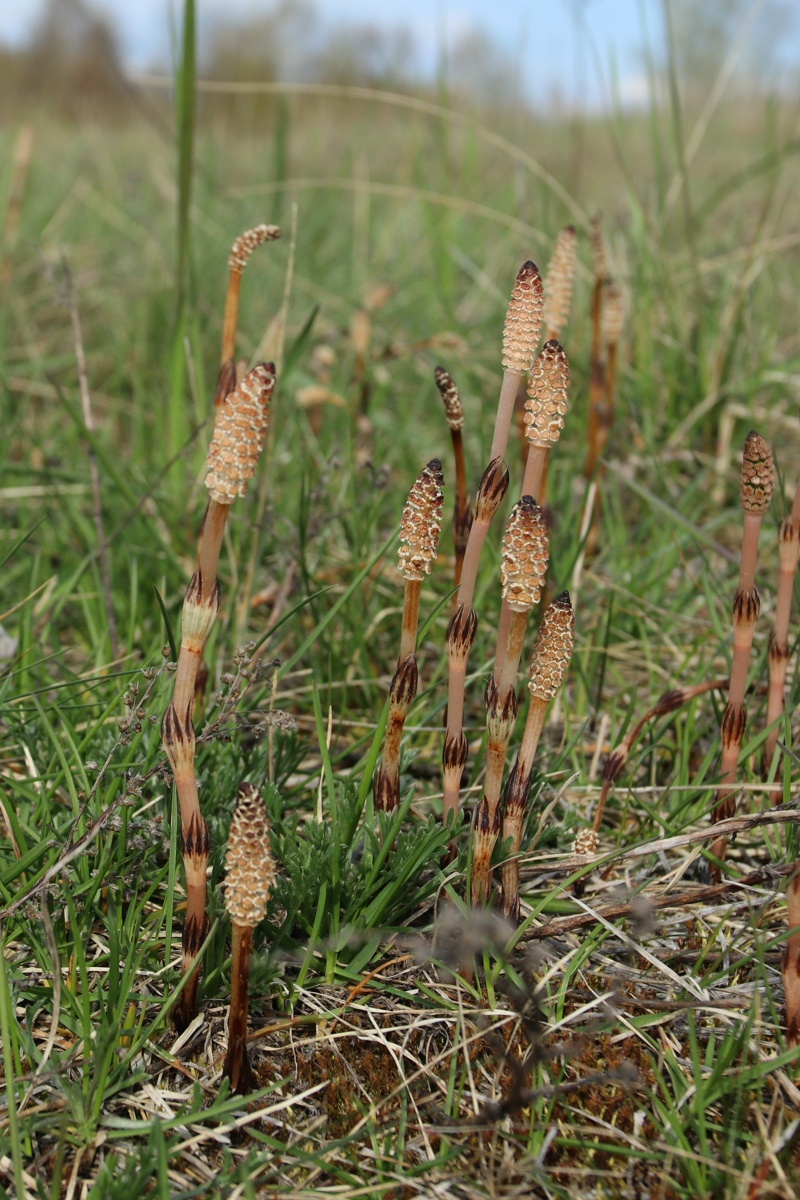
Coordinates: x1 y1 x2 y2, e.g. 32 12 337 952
2 0 797 111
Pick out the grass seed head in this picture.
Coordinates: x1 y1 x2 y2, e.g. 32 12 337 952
502 261 543 374
739 432 775 514
205 363 275 504
529 591 574 700
542 225 577 339
224 783 276 928
228 223 281 274
398 458 444 581
500 496 549 612
525 339 570 448
434 366 464 431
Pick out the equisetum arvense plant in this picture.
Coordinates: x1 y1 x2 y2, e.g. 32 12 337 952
500 591 574 921
434 366 471 607
472 496 549 905
162 363 276 1029
441 264 541 823
222 782 276 1093
494 339 569 665
711 431 774 873
765 480 800 775
784 869 800 1046
215 223 281 406
585 214 607 483
374 460 443 813
542 225 577 344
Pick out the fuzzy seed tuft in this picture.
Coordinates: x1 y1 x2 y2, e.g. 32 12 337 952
398 459 444 581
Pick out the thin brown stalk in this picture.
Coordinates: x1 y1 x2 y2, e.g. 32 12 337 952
765 515 800 776
584 215 606 484
500 592 574 920
471 679 517 906
164 365 275 1028
435 366 471 604
592 678 729 835
216 224 281 406
586 280 624 556
222 783 276 1093
784 867 800 1046
711 432 774 873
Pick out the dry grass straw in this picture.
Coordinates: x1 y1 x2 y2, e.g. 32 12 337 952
222 782 276 1093
710 431 774 874
434 367 471 608
162 363 275 1028
215 223 281 406
500 591 574 921
375 460 443 813
471 498 548 905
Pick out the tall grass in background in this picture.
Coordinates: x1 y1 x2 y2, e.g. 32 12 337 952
1 0 800 1192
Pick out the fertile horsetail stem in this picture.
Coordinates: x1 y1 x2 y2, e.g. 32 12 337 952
711 431 774 873
222 783 276 1093
216 223 281 406
435 367 471 604
164 362 275 1029
501 592 574 920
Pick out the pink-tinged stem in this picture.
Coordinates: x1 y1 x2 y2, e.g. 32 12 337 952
490 371 524 463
